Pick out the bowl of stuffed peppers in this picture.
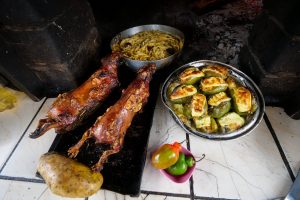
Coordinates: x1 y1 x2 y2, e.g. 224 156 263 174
161 60 265 140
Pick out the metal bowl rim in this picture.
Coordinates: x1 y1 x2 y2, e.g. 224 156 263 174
110 24 185 63
161 60 265 140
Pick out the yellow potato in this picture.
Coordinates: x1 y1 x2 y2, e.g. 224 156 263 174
38 153 103 198
0 87 17 112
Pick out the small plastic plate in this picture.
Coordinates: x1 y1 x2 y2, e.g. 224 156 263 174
159 146 196 183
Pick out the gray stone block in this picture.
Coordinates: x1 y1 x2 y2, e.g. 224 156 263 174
239 44 300 100
0 0 99 100
248 13 290 71
264 0 300 35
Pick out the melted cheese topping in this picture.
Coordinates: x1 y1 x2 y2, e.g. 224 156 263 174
234 87 252 112
170 85 197 100
202 65 229 78
194 115 211 128
179 68 204 83
208 92 231 106
226 77 237 89
191 93 207 117
201 77 228 91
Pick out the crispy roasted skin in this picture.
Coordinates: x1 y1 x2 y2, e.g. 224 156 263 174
30 53 121 138
68 64 156 172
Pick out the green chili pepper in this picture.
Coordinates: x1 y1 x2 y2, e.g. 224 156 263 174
166 152 187 176
185 156 195 167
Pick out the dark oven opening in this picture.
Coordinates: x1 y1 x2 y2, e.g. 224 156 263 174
0 0 299 118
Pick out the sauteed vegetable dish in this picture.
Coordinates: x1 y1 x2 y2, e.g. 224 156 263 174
167 65 258 134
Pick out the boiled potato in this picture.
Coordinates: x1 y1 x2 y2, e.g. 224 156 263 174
38 153 103 198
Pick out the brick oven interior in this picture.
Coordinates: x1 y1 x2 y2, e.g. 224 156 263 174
0 0 299 118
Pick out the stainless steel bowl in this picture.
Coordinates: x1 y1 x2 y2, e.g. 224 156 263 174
161 60 265 140
110 24 184 71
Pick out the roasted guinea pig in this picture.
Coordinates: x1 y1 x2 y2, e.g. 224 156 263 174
68 64 156 172
30 53 121 138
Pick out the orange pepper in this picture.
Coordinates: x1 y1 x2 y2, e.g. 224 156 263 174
151 142 181 169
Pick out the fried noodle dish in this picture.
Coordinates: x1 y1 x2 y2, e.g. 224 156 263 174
112 30 183 61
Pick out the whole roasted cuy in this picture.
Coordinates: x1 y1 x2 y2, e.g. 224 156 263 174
68 64 156 172
30 53 121 138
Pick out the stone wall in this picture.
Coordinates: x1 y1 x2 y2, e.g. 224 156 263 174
239 0 300 118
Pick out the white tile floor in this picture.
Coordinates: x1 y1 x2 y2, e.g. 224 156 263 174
0 180 84 200
0 90 45 170
141 97 190 195
90 190 189 200
0 92 299 200
1 99 56 179
190 120 292 199
265 107 300 176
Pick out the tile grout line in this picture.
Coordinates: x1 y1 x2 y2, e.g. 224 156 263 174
193 195 239 200
0 175 45 183
264 113 296 181
141 190 238 200
0 98 48 173
141 190 191 198
186 133 195 200
184 135 238 200
0 96 242 200
189 176 195 200
0 174 239 200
